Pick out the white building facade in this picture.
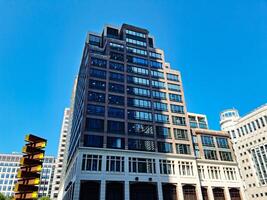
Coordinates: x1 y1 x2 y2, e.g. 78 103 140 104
220 104 267 200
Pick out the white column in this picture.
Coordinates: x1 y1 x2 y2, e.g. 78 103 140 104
100 180 106 200
207 186 214 200
177 183 184 200
195 184 203 200
125 181 130 200
157 181 163 200
224 187 231 200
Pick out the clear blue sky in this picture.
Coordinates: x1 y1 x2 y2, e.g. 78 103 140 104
0 0 266 156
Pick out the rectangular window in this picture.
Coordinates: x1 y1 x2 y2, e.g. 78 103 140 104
158 142 173 153
89 79 106 91
128 123 154 137
154 113 169 123
169 93 182 102
173 129 188 140
128 110 152 121
127 98 151 108
151 80 165 89
127 76 149 86
89 68 106 79
110 52 124 62
152 91 166 100
84 135 103 148
129 158 156 174
107 121 125 134
109 72 124 82
88 91 105 103
81 154 102 171
156 126 171 139
151 70 164 78
127 86 150 97
204 150 218 160
109 43 124 51
176 144 191 154
126 46 147 56
126 30 146 38
216 137 229 148
109 61 124 72
149 52 162 59
170 105 184 113
168 83 181 92
87 104 105 116
106 156 124 172
126 38 147 47
159 160 175 175
91 57 107 68
109 83 124 93
127 65 149 76
153 102 168 111
128 139 155 152
107 137 125 149
85 118 104 132
108 107 124 119
172 116 186 126
219 151 233 161
108 94 125 106
127 56 148 66
167 73 179 81
149 61 162 69
201 135 215 147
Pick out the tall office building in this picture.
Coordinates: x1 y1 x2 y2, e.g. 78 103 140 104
220 104 267 200
63 24 244 200
0 153 55 198
51 108 71 199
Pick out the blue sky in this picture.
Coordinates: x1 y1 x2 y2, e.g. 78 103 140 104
0 0 266 156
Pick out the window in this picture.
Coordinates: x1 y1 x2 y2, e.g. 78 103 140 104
149 52 162 59
158 142 173 153
168 83 181 92
85 118 104 132
87 104 105 116
151 80 165 88
127 86 150 97
128 110 152 121
204 150 218 160
176 144 191 154
128 139 155 152
127 75 149 86
220 151 233 161
109 72 124 82
151 70 164 78
156 126 171 138
90 57 107 68
109 61 124 72
173 129 188 140
172 116 186 126
84 135 103 147
127 98 151 108
129 157 156 174
126 29 146 38
152 91 166 100
88 79 106 91
89 34 101 46
107 137 125 149
153 102 168 111
106 156 124 172
128 123 154 137
88 91 105 103
127 56 148 66
126 38 147 47
107 121 125 134
109 83 124 93
169 93 182 102
201 135 215 147
109 43 124 51
154 113 169 123
127 65 149 75
216 137 229 148
108 107 124 119
170 105 184 113
167 73 179 81
89 68 106 79
110 52 124 62
149 61 162 69
159 160 175 174
108 95 124 105
126 46 147 56
178 161 194 176
81 154 102 171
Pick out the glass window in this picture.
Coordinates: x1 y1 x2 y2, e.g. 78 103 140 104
89 34 101 46
91 57 107 68
106 156 124 172
158 142 173 153
216 137 229 148
109 42 124 51
128 139 155 152
173 129 188 140
176 144 191 154
126 46 147 56
154 113 169 123
81 154 102 171
126 29 146 38
152 91 166 100
107 121 125 134
149 61 162 69
169 93 182 102
170 105 184 113
107 137 125 149
127 75 149 86
172 116 186 126
110 52 124 62
87 104 105 116
159 160 175 175
153 102 168 111
108 94 124 105
88 79 106 91
127 86 150 97
167 73 179 81
129 157 156 174
128 123 154 137
156 126 171 139
128 110 152 121
109 72 124 82
204 150 218 160
127 56 148 66
109 61 124 72
127 65 149 75
151 70 164 78
168 83 181 92
85 118 104 132
126 38 147 47
89 68 106 79
108 107 124 119
84 135 103 147
127 98 151 108
151 80 165 89
88 91 105 103
149 52 162 59
219 151 233 161
201 135 215 147
109 83 124 93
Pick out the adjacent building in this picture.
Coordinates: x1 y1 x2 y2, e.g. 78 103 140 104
0 153 55 198
220 104 267 200
63 23 244 200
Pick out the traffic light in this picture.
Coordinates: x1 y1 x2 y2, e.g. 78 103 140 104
14 134 47 200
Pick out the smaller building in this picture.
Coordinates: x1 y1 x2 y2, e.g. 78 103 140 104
0 152 55 198
188 113 209 129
